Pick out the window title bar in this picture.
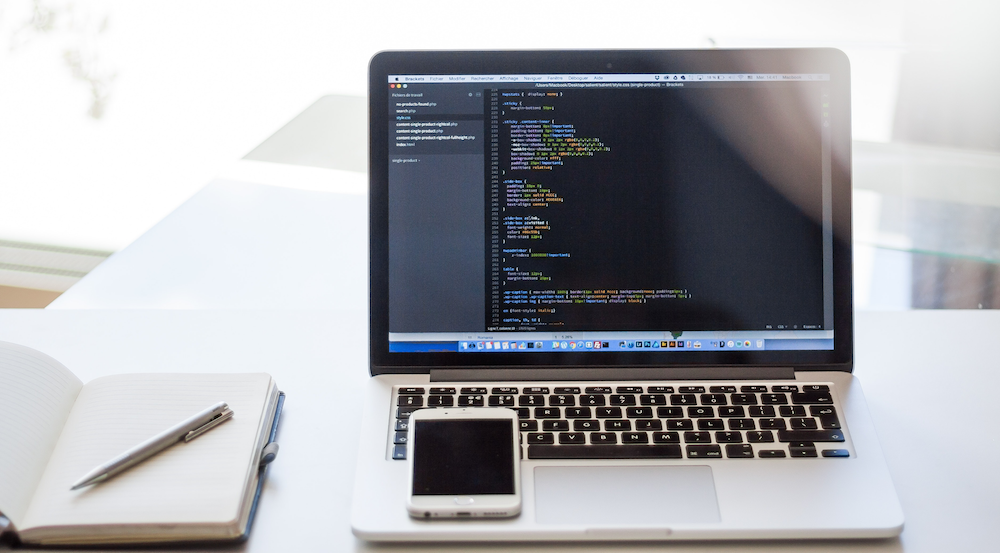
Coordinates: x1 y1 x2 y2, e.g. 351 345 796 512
388 73 830 84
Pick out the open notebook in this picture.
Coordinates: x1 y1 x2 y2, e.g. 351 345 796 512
0 341 281 546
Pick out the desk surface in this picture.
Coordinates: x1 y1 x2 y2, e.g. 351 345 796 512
0 308 997 552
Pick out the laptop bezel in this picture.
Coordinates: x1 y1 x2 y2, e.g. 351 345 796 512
368 49 853 376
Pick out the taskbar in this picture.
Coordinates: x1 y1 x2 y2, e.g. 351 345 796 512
389 338 834 353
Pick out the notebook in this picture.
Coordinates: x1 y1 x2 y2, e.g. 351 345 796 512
0 341 282 546
352 49 904 541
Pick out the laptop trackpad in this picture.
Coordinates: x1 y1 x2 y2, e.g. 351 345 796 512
533 465 721 525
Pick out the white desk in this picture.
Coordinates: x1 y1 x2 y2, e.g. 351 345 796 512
0 308 997 552
9 176 1000 551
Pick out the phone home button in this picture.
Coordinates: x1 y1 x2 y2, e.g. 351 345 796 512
453 497 475 505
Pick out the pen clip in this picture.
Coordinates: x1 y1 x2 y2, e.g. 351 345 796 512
184 408 235 442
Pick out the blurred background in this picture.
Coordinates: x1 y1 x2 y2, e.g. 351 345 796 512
1 0 997 308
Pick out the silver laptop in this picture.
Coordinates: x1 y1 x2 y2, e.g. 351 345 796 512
352 49 903 541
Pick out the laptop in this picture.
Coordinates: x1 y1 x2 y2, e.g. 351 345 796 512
352 49 904 541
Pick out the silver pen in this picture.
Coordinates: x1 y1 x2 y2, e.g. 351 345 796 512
70 401 235 490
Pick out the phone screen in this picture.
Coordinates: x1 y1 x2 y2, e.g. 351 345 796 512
411 419 516 495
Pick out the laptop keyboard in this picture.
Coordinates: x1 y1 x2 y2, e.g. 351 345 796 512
388 383 851 461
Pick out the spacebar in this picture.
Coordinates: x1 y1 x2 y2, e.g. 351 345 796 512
528 444 683 459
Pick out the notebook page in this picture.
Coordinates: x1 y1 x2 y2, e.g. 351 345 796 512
0 341 83 527
20 373 272 535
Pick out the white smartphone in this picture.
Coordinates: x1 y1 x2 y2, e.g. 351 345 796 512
406 407 521 519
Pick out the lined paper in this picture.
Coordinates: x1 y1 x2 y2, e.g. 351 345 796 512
0 342 83 527
20 373 273 540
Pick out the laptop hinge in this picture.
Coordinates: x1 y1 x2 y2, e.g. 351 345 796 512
429 366 796 382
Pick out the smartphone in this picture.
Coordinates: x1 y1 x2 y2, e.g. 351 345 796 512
406 407 521 519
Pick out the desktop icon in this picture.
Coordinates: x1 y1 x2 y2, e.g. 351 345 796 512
727 340 735 348
535 342 543 349
502 342 509 350
756 340 764 348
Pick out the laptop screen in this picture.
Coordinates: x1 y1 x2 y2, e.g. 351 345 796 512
369 50 854 371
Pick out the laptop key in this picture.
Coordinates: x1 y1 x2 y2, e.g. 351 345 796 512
791 417 819 429
750 405 776 417
398 387 425 395
580 394 606 406
527 444 682 459
688 406 715 418
535 407 560 419
656 406 684 418
622 432 648 443
527 432 555 444
554 387 581 394
821 449 850 457
761 393 788 405
394 419 409 431
626 407 653 418
819 415 841 429
802 385 830 392
543 420 569 432
635 419 662 430
791 391 833 404
610 394 637 406
519 395 544 406
780 405 807 417
565 407 592 418
758 449 786 458
640 394 667 405
683 431 712 443
573 419 600 431
759 418 786 430
549 394 575 406
741 385 767 393
585 386 612 394
429 387 455 394
396 406 419 418
590 432 617 444
686 445 722 458
646 386 674 393
393 432 408 445
596 407 622 418
710 386 737 393
491 386 518 394
778 430 845 442
391 445 407 460
697 419 725 430
604 419 631 431
461 387 487 394
719 406 745 417
771 385 798 392
700 393 727 405
652 431 680 443
397 396 423 407
523 386 550 394
514 408 530 419
747 430 775 443
715 431 743 443
520 420 538 431
731 393 758 405
671 394 696 405
488 395 515 407
458 395 484 407
616 386 643 393
428 395 454 407
679 386 706 393
728 418 756 430
726 444 754 458
667 420 694 430
559 432 586 444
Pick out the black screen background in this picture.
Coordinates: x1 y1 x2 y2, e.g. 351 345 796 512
412 419 516 495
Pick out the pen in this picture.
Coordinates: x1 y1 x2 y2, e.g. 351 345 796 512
70 401 235 490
